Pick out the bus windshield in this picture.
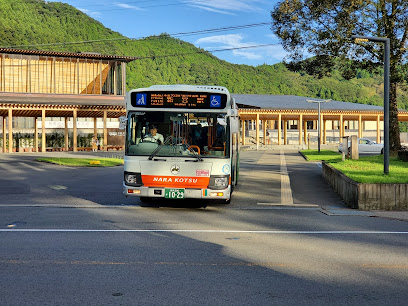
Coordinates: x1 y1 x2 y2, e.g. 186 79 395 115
126 111 230 158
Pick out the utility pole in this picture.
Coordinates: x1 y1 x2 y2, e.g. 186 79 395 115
307 99 331 152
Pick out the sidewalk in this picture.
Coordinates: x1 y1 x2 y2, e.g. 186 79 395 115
240 147 408 222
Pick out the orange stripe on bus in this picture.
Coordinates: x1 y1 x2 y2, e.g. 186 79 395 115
142 175 210 188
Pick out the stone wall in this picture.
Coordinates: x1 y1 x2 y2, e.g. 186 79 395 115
322 162 408 211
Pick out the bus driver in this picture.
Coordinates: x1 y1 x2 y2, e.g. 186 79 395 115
144 124 164 144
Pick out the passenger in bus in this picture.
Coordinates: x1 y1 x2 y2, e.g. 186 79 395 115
191 124 203 145
143 124 164 144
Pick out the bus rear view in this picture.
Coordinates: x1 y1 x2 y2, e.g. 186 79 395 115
123 85 239 203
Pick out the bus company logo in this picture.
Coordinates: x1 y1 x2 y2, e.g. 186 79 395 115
222 164 230 174
170 164 180 175
210 95 221 108
136 93 147 105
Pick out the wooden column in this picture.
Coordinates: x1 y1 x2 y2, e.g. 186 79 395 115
277 114 281 145
241 120 246 145
303 120 307 144
103 110 108 151
93 117 98 138
376 115 381 144
113 62 118 95
64 117 69 152
121 62 126 95
73 109 77 152
2 116 6 153
299 114 303 145
34 117 38 152
283 120 287 145
358 115 363 139
323 120 327 144
340 115 344 139
99 60 103 95
8 108 13 153
255 113 259 150
263 120 267 145
41 109 46 153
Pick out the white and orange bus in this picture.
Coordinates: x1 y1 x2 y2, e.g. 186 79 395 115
123 85 239 203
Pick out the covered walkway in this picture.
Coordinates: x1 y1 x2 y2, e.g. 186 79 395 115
235 94 408 148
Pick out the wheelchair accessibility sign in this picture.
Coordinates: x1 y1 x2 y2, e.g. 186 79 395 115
210 95 221 108
136 93 147 106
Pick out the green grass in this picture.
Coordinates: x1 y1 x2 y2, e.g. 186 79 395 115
36 157 124 167
300 150 343 162
301 150 408 183
328 155 408 183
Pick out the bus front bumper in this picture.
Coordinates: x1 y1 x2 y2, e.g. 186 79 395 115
123 183 231 200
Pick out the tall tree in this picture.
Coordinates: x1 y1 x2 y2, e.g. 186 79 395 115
271 0 408 152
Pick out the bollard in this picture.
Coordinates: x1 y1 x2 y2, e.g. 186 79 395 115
350 135 359 160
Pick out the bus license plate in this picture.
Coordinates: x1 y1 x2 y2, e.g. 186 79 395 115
164 188 184 199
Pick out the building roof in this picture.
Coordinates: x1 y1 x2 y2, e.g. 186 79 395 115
0 48 138 62
232 94 389 111
0 93 125 118
0 92 125 106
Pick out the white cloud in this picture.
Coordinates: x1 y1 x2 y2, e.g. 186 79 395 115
195 33 288 63
190 5 235 15
186 0 264 15
196 34 246 47
77 8 102 18
233 50 263 60
114 2 143 10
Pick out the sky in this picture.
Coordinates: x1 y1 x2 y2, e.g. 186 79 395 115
48 0 286 66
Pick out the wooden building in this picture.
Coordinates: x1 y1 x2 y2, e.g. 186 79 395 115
0 48 137 153
234 94 408 148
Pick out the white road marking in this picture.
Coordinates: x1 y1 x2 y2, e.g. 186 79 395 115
257 203 319 207
18 162 46 172
1 229 407 234
48 185 68 190
280 150 294 205
0 163 24 174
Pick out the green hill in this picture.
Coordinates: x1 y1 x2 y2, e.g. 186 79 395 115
1 0 408 109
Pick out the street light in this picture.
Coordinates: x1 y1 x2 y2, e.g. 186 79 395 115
307 99 331 152
351 35 390 175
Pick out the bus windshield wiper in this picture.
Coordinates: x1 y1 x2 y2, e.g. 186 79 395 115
186 143 203 162
148 136 172 160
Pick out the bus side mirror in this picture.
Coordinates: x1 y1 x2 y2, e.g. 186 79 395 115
217 118 227 126
227 109 238 117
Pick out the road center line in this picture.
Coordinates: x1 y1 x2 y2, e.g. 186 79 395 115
1 229 407 234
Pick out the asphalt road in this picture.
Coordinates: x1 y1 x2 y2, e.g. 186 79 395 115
0 150 407 305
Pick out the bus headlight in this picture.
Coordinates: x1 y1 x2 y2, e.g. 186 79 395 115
208 175 229 189
124 172 143 186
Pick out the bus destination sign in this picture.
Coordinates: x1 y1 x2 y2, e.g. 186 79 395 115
130 91 227 109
